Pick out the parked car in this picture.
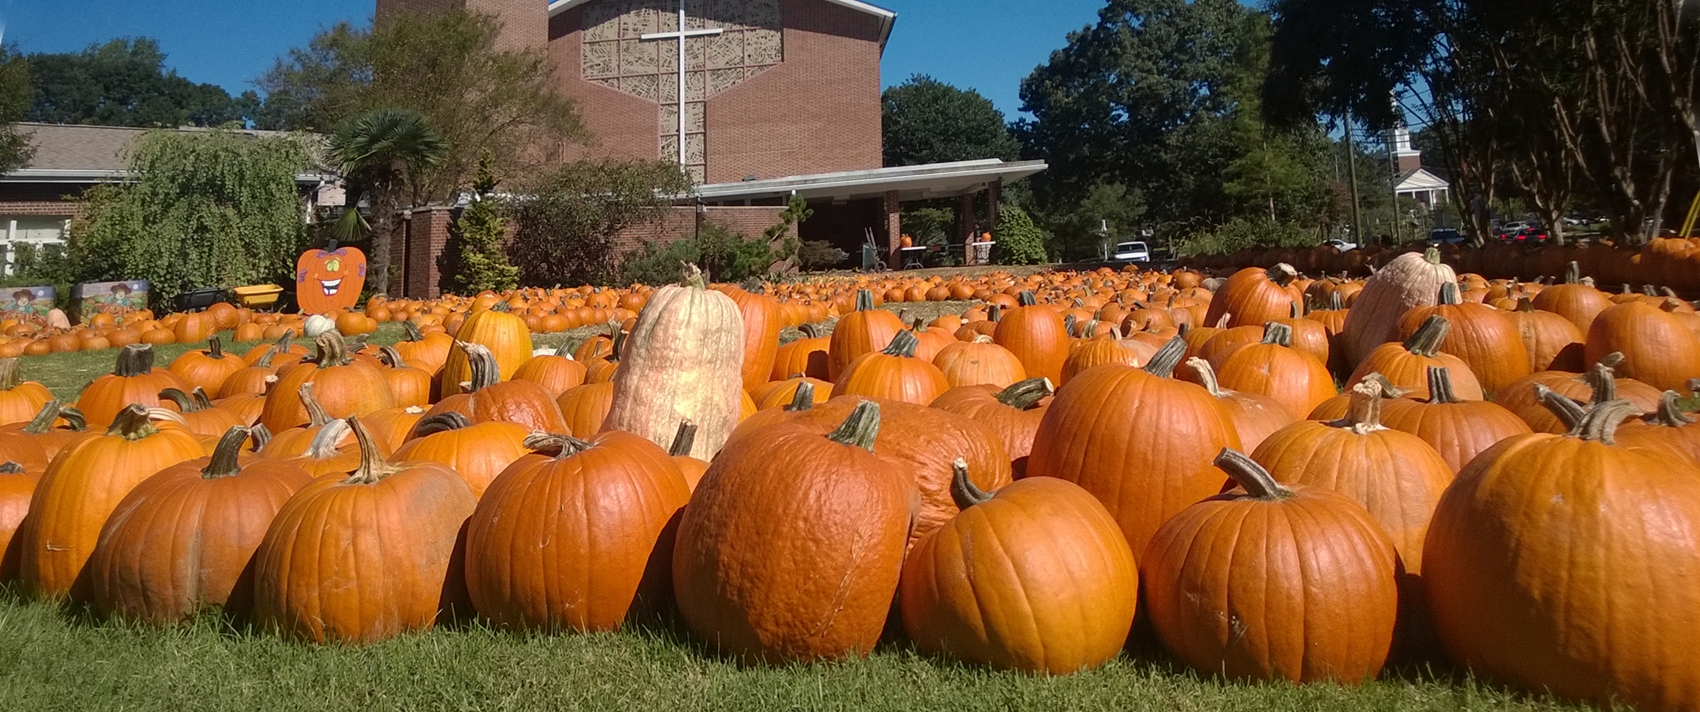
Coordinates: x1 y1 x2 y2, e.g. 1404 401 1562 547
1495 221 1532 237
1322 238 1358 252
1428 228 1466 245
1112 241 1151 263
1506 226 1549 243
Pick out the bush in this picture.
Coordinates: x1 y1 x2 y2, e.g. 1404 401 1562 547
445 153 518 295
1175 217 1323 257
992 205 1049 265
618 221 779 286
797 240 848 270
508 160 692 287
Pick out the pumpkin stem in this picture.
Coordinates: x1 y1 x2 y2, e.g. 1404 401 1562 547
22 400 79 434
1338 380 1386 434
995 378 1054 410
249 423 272 452
205 336 226 360
1423 247 1442 265
1215 448 1295 501
412 411 471 438
1651 391 1697 427
787 381 816 412
299 382 331 427
1437 281 1462 306
1689 378 1700 395
1571 398 1642 445
987 304 1002 322
681 263 707 290
882 330 921 358
1598 351 1625 370
254 345 278 369
1563 261 1581 284
0 358 20 391
1584 360 1619 403
1533 385 1588 430
669 420 698 457
1063 313 1078 335
950 458 993 510
523 432 594 459
1515 297 1535 313
340 417 398 484
158 388 205 413
1426 366 1462 404
402 320 425 342
799 323 824 339
190 388 215 410
1185 357 1229 397
114 343 155 377
1214 312 1231 329
201 427 251 480
456 341 502 393
1290 302 1302 319
1328 291 1343 311
1265 263 1298 287
302 419 351 459
275 329 296 355
826 400 880 452
376 345 407 369
1261 322 1293 347
311 332 351 368
855 289 875 312
107 404 158 440
1142 337 1188 378
0 462 22 474
1017 290 1037 307
1403 315 1451 357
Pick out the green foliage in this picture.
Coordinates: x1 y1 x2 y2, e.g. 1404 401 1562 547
510 160 693 287
1045 182 1147 261
883 75 1022 167
328 108 448 295
763 194 813 263
992 206 1050 266
22 38 258 128
797 240 849 270
448 153 518 295
901 207 956 247
0 48 35 174
65 129 310 304
620 221 779 286
259 10 581 201
1175 217 1322 257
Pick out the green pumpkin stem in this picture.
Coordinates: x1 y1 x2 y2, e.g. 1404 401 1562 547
312 332 351 368
205 336 226 360
1142 337 1188 378
299 382 331 427
1564 261 1581 285
1571 398 1642 445
682 263 707 290
670 420 698 457
23 400 83 434
826 400 880 452
275 329 296 355
950 458 993 510
1426 367 1462 404
1186 357 1229 397
342 417 399 484
1215 448 1295 501
201 427 251 480
1651 391 1697 428
855 289 875 312
190 388 215 410
376 345 407 369
0 358 20 391
523 432 593 460
411 411 471 439
881 330 921 358
1437 281 1462 306
114 344 155 377
1423 247 1442 265
987 304 1002 322
456 341 502 393
1404 315 1451 357
254 345 278 369
1261 322 1293 347
0 462 23 474
1516 297 1535 313
995 378 1054 410
107 404 158 440
788 381 816 412
1339 379 1386 434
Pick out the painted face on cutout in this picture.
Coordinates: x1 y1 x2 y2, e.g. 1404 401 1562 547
296 247 368 314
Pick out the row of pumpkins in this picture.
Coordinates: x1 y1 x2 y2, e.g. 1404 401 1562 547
0 257 1695 712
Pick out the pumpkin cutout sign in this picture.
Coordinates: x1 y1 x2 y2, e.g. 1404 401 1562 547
296 247 367 315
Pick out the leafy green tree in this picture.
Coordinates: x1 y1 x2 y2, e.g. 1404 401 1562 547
883 75 1021 167
448 153 518 295
508 160 693 287
1047 182 1147 261
24 39 258 128
328 108 448 297
260 10 581 201
0 48 33 175
66 129 310 303
993 206 1050 265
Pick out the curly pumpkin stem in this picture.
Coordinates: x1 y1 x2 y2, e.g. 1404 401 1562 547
201 427 251 480
996 378 1054 410
1186 357 1230 397
1142 337 1188 378
799 323 824 339
1425 367 1463 404
524 432 593 460
1584 360 1620 403
787 381 816 412
1403 315 1451 358
826 400 880 452
402 320 425 342
412 411 472 439
855 289 875 312
1266 263 1298 287
669 420 698 457
1215 448 1295 501
0 358 21 391
107 404 158 440
950 458 993 510
248 423 272 452
882 329 921 358
23 400 84 434
1261 322 1294 347
342 417 400 484
0 462 22 474
376 345 407 369
456 341 502 393
311 332 351 368
1572 398 1642 445
1533 385 1588 430
1339 380 1386 434
114 344 155 377
1437 281 1462 306
157 388 207 413
1651 391 1697 427
298 382 331 427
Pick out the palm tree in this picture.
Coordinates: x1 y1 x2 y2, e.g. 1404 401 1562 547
328 108 447 297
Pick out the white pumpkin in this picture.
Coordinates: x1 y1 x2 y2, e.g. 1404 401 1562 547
304 314 339 338
1340 248 1457 368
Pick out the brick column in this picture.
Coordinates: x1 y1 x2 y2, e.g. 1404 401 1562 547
884 190 902 270
987 179 1003 243
958 193 976 266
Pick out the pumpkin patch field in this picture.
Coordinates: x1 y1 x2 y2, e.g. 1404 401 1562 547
0 257 1694 711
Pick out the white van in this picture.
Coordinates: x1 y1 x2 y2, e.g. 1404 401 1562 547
1112 241 1151 263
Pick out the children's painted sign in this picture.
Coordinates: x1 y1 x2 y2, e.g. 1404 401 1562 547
296 246 367 314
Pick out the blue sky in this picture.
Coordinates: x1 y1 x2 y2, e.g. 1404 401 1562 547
0 0 1107 120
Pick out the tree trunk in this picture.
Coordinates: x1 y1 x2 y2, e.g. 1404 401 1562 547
368 184 397 297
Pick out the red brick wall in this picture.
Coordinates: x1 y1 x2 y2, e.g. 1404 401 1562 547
0 184 87 218
390 207 457 299
550 8 664 166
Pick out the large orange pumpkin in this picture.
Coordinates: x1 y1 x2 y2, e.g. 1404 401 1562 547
391 412 529 498
76 345 190 428
260 333 395 432
993 291 1070 383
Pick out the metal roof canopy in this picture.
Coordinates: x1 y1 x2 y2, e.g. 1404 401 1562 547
692 159 1047 204
546 0 898 49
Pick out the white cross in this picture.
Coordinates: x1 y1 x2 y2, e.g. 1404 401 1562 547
641 2 723 173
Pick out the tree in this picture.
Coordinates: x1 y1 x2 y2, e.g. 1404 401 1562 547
328 108 448 297
448 153 518 295
993 206 1050 265
66 129 310 303
259 10 581 201
882 75 1021 167
24 39 258 128
507 160 694 287
0 48 33 175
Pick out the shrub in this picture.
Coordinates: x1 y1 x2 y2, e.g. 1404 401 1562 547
797 241 848 270
446 153 519 295
993 205 1049 265
618 221 779 286
1175 218 1322 257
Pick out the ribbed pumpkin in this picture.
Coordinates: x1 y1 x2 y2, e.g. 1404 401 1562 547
218 346 280 399
1615 390 1700 465
827 290 905 381
440 304 534 398
77 345 190 427
723 285 783 391
17 405 205 600
1394 283 1530 394
1185 358 1294 453
673 402 913 663
156 388 247 441
1060 336 1154 384
771 323 831 381
465 430 690 632
0 358 53 426
260 333 394 433
87 427 313 623
1529 261 1613 333
425 343 568 434
1378 367 1533 473
511 353 587 400
1210 322 1336 420
1340 248 1456 368
257 382 341 458
1203 264 1299 329
749 374 831 411
1505 298 1585 373
252 417 477 644
1145 449 1398 684
0 461 41 581
993 291 1070 383
1425 393 1700 712
1496 358 1663 434
392 321 455 373
603 266 744 460
1348 315 1484 400
0 400 92 461
167 337 245 396
1584 299 1700 392
928 378 1052 478
1027 338 1242 555
932 336 1027 389
391 412 529 498
832 330 951 405
373 346 432 408
557 382 614 438
901 461 1137 674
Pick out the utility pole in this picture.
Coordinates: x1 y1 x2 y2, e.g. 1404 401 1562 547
1388 129 1402 245
1345 109 1365 246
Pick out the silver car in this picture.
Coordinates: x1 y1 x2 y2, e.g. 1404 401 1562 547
1113 241 1151 263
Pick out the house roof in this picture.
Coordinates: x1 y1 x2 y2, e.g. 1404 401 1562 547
1396 167 1450 193
693 159 1047 204
546 0 897 49
3 123 335 185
